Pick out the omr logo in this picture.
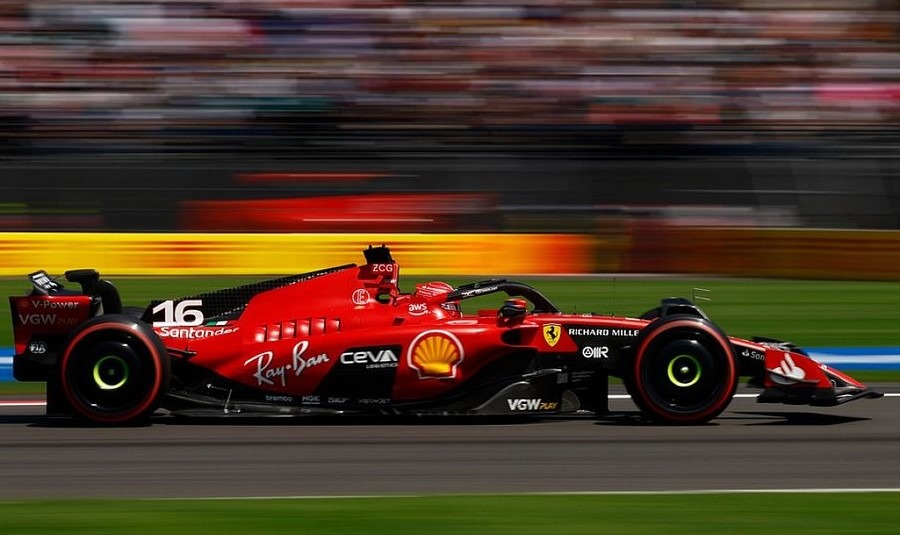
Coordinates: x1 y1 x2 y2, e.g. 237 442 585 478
407 330 464 379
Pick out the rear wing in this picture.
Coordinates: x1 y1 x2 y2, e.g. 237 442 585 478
9 269 123 365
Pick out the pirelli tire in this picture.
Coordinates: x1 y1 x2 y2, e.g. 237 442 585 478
59 314 170 425
626 315 739 425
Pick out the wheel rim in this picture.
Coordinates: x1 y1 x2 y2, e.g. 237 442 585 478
65 336 151 415
640 337 727 416
92 355 130 391
666 354 701 388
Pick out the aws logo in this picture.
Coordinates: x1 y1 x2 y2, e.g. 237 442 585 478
408 330 464 380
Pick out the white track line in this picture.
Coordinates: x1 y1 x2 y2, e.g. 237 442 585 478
0 400 45 407
530 488 900 496
1 393 897 408
608 393 900 399
158 488 900 501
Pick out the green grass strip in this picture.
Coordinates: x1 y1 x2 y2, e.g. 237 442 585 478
0 382 45 396
1 493 899 534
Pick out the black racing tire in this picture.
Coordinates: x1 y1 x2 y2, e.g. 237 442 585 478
122 306 146 320
625 316 738 425
59 315 170 425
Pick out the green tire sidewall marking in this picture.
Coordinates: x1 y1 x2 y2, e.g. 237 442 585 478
92 355 129 391
667 354 701 388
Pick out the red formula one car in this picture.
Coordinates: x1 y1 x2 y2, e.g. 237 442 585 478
8 246 882 425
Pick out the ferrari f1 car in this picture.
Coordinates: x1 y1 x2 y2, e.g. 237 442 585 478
8 245 882 425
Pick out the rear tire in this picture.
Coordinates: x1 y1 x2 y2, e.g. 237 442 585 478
59 315 170 425
122 305 146 320
626 316 738 425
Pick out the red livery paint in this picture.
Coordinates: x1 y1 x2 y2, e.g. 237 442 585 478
7 247 882 426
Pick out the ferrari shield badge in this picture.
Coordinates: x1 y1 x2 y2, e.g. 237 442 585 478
542 324 562 347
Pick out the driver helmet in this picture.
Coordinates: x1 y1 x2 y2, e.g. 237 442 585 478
414 281 461 317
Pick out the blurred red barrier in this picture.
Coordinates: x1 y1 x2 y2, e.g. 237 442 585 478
234 173 390 184
180 193 497 232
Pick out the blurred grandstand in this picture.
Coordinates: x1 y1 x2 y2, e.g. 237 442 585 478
1 0 899 234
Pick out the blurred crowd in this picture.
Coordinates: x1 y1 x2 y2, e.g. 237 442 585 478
1 0 899 156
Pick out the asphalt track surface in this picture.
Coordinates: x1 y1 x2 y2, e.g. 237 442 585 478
0 385 897 499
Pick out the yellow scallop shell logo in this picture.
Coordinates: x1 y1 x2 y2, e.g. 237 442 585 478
408 330 464 379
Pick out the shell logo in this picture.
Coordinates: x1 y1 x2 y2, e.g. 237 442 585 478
407 330 464 380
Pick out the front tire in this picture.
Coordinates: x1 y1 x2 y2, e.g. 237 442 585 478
626 316 738 425
59 315 170 425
